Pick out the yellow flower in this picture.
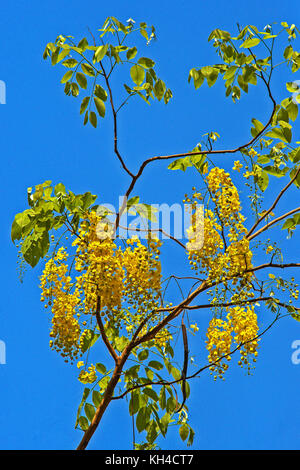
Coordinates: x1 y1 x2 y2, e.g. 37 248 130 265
232 160 243 172
190 323 199 333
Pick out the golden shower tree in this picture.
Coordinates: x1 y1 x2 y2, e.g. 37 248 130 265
12 18 300 450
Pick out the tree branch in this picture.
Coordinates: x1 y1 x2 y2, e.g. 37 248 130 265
247 166 300 239
95 296 120 364
248 206 300 241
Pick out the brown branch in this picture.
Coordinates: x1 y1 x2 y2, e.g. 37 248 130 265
114 80 277 234
176 320 189 413
112 314 281 401
95 296 119 364
118 224 186 249
247 166 300 239
248 206 300 241
132 281 208 348
99 62 134 179
77 38 279 451
157 296 274 313
245 262 300 274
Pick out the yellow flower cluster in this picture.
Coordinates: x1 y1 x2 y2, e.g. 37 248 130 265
40 212 164 362
154 328 173 348
185 166 259 378
188 209 224 276
40 247 81 362
232 160 243 172
206 306 259 379
229 306 259 367
187 168 252 284
206 318 232 379
227 238 253 279
207 167 241 223
78 364 97 384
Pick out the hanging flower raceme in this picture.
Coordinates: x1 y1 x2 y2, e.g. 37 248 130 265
40 247 82 362
186 166 258 378
206 306 259 379
40 212 164 362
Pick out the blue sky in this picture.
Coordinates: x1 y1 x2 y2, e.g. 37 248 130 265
0 0 300 450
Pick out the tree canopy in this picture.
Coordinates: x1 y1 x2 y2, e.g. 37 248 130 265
12 17 300 450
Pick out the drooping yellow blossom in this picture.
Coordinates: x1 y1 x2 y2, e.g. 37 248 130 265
78 364 97 384
40 211 164 362
187 166 258 379
206 306 259 379
233 160 243 172
206 317 232 379
229 306 259 367
40 247 81 362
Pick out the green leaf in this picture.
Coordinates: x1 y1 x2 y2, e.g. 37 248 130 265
282 218 295 230
81 63 95 77
54 183 66 196
187 427 195 446
51 46 60 65
286 100 298 121
94 84 107 101
75 387 90 427
138 349 149 361
95 44 109 62
136 407 147 432
179 423 189 441
286 81 299 93
154 79 166 101
171 367 181 381
129 392 140 416
80 329 100 353
11 219 22 242
159 387 167 410
84 403 96 422
62 58 78 68
92 390 102 408
290 148 300 163
61 70 73 84
78 416 89 431
208 28 231 41
89 111 97 128
95 363 106 374
168 157 191 171
78 37 89 51
143 388 159 402
127 47 138 60
127 196 140 209
255 169 269 192
148 360 164 371
263 166 289 177
251 118 264 137
71 82 79 97
188 68 204 89
80 96 90 115
138 57 155 68
94 97 106 118
290 167 300 188
164 88 173 104
240 37 260 48
130 65 145 86
160 412 171 436
76 72 87 89
21 230 50 267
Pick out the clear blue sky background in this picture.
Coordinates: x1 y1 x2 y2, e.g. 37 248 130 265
0 0 300 450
